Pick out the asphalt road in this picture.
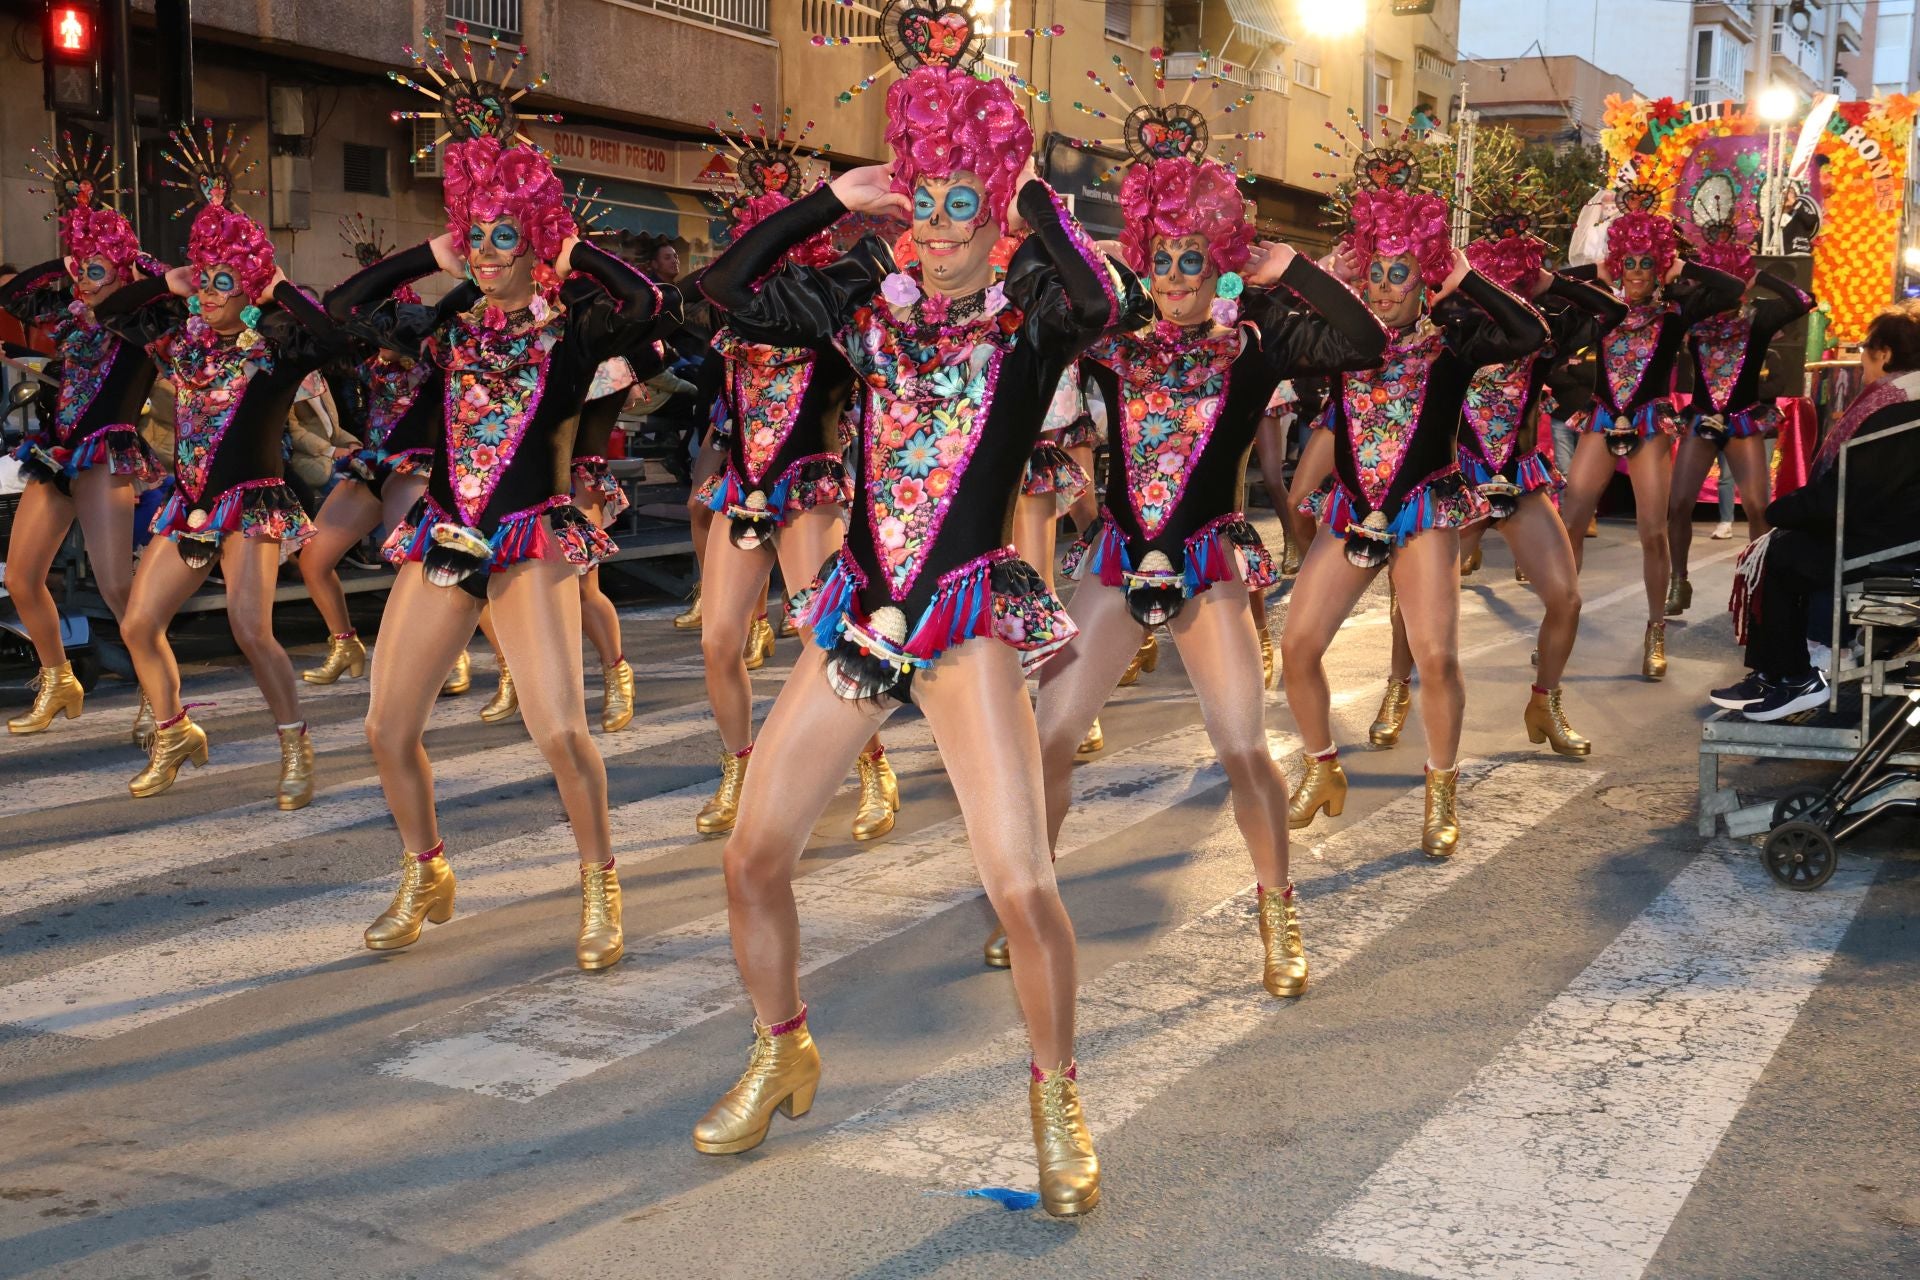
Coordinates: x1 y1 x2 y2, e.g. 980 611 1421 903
0 515 1914 1280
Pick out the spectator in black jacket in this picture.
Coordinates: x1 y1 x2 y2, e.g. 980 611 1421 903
1713 301 1920 720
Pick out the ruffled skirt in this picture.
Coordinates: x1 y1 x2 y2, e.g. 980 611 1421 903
1022 440 1091 503
17 425 160 491
1303 469 1488 554
150 478 314 556
384 495 618 599
1688 403 1779 440
570 456 631 523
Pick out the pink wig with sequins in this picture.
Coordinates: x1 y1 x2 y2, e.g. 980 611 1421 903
59 205 140 276
1604 210 1677 279
733 191 839 268
884 66 1033 230
1465 233 1544 294
1344 188 1453 287
443 137 577 264
1689 222 1755 280
187 203 276 299
1117 157 1253 278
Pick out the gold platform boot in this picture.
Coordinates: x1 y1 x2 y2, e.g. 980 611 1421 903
1368 676 1412 747
1461 546 1483 577
1280 532 1305 577
743 614 776 671
129 713 209 798
852 747 899 841
983 923 1011 969
602 658 636 733
1031 1065 1101 1217
1642 620 1668 681
697 749 750 834
1289 753 1348 829
364 844 456 951
1525 689 1592 758
441 651 472 696
9 661 83 734
1117 632 1158 688
479 667 519 722
1257 884 1309 998
301 632 367 685
673 584 703 631
693 1008 822 1154
1076 717 1104 755
779 611 800 639
576 860 624 971
1664 576 1692 617
132 692 155 749
1259 614 1277 690
1422 765 1461 859
276 724 315 811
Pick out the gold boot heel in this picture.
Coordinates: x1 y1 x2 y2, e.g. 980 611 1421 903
576 861 624 971
1643 621 1668 681
983 923 1011 969
1258 885 1309 998
1524 689 1591 758
1117 632 1158 688
1076 718 1104 755
1031 1066 1101 1217
301 633 367 685
743 615 776 671
1368 677 1412 748
851 748 899 841
1288 754 1348 830
276 724 315 811
693 1008 823 1155
1423 765 1461 859
129 714 209 798
9 661 84 735
479 667 518 722
673 584 703 630
697 749 750 835
441 651 472 696
602 658 635 733
364 847 457 951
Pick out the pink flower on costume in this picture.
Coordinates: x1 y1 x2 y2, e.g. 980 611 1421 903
891 478 926 509
1143 479 1170 506
458 474 484 499
878 516 908 549
471 445 499 470
1157 450 1185 475
881 272 922 308
995 613 1029 644
463 384 492 410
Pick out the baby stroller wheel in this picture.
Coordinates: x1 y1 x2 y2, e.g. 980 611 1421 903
1771 783 1831 828
1763 821 1838 891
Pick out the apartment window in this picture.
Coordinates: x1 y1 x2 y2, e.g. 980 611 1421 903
1295 59 1321 90
1374 70 1395 114
342 142 390 197
1696 29 1714 80
445 0 521 38
1105 0 1131 41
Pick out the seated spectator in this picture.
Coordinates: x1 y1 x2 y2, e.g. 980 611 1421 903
1714 301 1920 720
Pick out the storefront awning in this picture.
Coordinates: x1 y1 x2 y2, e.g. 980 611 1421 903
1224 0 1291 49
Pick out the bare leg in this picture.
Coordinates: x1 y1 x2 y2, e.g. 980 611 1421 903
1385 575 1415 682
1064 443 1099 535
1280 524 1383 753
700 517 776 753
381 473 430 535
1013 492 1060 591
1666 433 1717 588
1170 585 1290 888
1556 432 1617 573
121 538 216 720
3 481 78 667
1036 580 1164 849
687 427 725 582
1626 438 1675 624
1254 412 1288 522
571 488 624 670
69 466 137 625
365 565 483 852
476 604 505 667
1501 493 1582 688
1391 528 1466 770
1285 429 1336 560
1723 434 1773 539
1459 518 1488 568
772 505 881 758
489 553 612 867
221 536 303 724
298 480 384 637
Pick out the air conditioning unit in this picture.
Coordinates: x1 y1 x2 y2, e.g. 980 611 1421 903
271 154 312 230
269 85 309 137
412 119 444 179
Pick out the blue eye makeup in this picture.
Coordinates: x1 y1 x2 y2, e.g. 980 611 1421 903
83 262 110 283
942 187 980 223
208 269 238 295
1625 255 1656 271
1178 249 1207 277
1152 251 1174 276
1387 262 1412 287
913 188 937 221
468 223 525 254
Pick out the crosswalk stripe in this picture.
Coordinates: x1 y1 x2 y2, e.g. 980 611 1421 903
1305 844 1871 1280
811 759 1602 1188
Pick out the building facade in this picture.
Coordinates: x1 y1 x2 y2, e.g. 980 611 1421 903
1460 54 1637 145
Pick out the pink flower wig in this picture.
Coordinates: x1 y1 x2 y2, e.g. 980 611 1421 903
1464 234 1543 294
1117 157 1253 278
733 191 839 268
1690 233 1754 281
1604 210 1677 279
60 205 140 277
186 203 276 299
1344 188 1453 287
884 66 1033 230
443 137 577 264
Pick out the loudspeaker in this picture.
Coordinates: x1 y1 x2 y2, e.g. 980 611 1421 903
1754 254 1813 399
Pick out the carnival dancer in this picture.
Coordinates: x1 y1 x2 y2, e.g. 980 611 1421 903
1371 177 1626 757
1017 129 1386 994
695 6 1143 1215
1 136 163 738
95 125 333 807
1556 183 1742 678
1282 149 1549 857
689 113 899 840
297 217 477 689
1666 217 1814 614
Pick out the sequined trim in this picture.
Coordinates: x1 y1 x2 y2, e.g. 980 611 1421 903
150 478 314 552
1303 470 1488 544
1062 510 1276 595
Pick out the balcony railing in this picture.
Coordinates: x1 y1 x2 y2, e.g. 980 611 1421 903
620 0 770 36
446 0 521 38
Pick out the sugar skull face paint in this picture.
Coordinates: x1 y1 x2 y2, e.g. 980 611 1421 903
1148 233 1217 328
69 254 121 308
1620 253 1659 303
196 263 250 333
910 169 998 297
465 216 537 302
1365 252 1424 328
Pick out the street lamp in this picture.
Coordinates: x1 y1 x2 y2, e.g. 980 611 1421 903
1758 84 1799 123
1304 3 1366 38
1757 85 1800 255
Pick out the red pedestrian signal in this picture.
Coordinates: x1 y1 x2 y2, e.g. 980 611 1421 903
51 6 92 53
42 1 105 116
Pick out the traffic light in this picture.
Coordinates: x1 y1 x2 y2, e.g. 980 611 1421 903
43 2 105 117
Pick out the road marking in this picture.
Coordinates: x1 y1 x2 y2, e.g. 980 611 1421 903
1308 843 1871 1280
813 760 1602 1188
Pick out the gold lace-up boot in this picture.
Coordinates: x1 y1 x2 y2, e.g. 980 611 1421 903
743 615 776 671
1117 632 1158 688
1259 614 1277 690
441 651 472 696
602 658 636 733
1643 621 1668 681
692 1010 822 1154
576 861 624 971
364 847 456 951
1280 534 1304 578
852 748 899 841
1288 753 1347 830
697 750 750 834
276 724 315 811
1076 717 1104 755
301 633 367 685
673 584 703 630
1258 885 1309 998
129 714 209 798
1423 765 1462 858
132 693 155 748
1369 677 1413 747
983 923 1011 969
780 612 800 639
480 667 519 722
1525 689 1592 757
9 661 83 734
1030 1066 1101 1217
1665 576 1692 617
1461 546 1483 577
